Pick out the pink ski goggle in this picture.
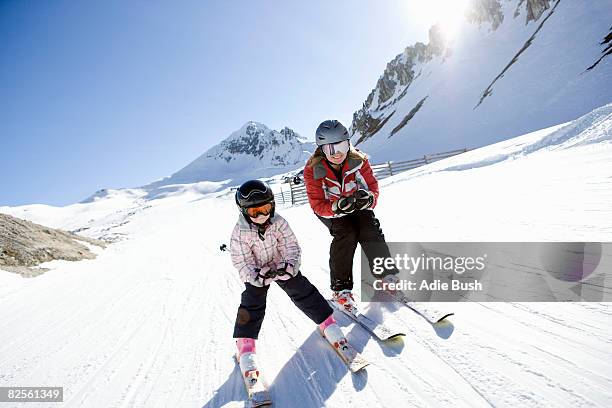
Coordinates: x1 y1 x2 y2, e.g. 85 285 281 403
322 140 350 156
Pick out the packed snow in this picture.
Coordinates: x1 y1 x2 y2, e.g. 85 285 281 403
0 105 611 407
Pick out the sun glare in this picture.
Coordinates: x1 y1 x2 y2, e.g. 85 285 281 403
437 0 470 39
405 0 471 41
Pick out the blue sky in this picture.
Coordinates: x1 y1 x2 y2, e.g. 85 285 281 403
1 0 439 206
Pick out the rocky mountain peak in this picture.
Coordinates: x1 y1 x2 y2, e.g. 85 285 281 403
214 121 305 162
350 0 563 147
147 121 314 187
351 24 448 145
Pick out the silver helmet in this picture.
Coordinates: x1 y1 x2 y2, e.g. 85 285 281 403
315 119 350 146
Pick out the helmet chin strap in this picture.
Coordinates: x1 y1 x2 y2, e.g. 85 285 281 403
242 211 274 241
251 217 271 241
256 223 268 241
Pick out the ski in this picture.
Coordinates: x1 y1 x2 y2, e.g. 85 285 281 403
234 353 272 407
362 281 454 325
319 324 369 373
389 292 454 325
327 299 405 341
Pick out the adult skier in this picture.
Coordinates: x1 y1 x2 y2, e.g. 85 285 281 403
303 120 398 313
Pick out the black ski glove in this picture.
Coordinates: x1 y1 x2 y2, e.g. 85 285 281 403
256 264 295 285
332 196 356 214
250 266 272 287
275 262 296 280
354 189 374 210
276 262 297 277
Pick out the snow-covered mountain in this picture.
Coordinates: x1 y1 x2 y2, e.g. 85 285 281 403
352 0 612 162
148 122 314 188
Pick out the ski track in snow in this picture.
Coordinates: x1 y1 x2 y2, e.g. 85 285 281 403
1 110 612 407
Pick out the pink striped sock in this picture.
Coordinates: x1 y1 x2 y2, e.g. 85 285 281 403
318 314 336 331
236 338 256 356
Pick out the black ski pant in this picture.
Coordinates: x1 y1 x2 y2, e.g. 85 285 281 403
318 210 395 291
233 271 333 339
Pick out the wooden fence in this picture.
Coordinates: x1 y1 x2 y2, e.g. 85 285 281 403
370 148 470 179
281 147 470 206
274 189 293 205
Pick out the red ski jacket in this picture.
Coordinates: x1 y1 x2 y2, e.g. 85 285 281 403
303 154 379 218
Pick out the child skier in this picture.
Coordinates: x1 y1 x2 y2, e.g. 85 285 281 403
230 179 365 403
303 120 399 314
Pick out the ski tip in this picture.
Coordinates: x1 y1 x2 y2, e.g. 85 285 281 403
250 391 273 407
251 400 273 407
433 315 455 339
436 313 454 323
349 360 370 373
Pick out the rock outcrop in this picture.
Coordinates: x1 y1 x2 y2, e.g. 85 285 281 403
0 213 105 277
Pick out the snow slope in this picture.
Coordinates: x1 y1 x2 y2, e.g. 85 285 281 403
354 0 612 163
1 105 611 407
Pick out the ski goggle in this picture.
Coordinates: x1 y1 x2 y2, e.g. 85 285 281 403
246 203 273 218
322 140 350 157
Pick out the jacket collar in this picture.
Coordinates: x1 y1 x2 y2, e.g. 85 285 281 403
313 156 362 180
237 213 276 232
